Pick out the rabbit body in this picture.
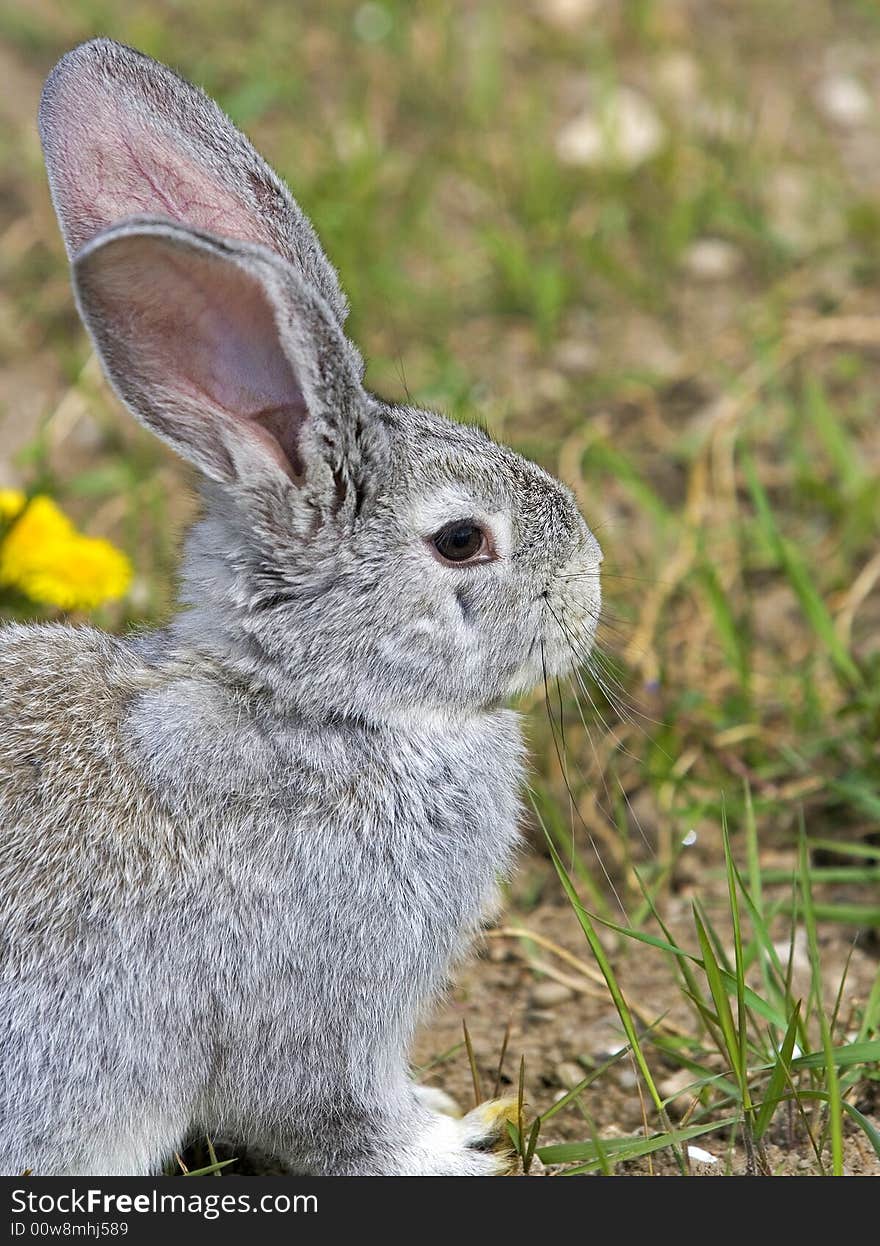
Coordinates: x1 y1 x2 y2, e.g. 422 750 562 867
1 617 522 1175
0 39 602 1175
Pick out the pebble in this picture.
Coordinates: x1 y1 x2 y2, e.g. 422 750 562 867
536 0 602 31
616 1067 638 1090
126 577 154 612
618 314 683 379
555 1061 587 1089
659 1067 698 1115
688 1144 721 1175
691 99 748 143
654 51 700 105
353 3 393 43
687 1145 718 1166
533 369 570 403
67 411 106 452
555 87 665 171
553 336 599 375
682 237 742 282
815 73 872 127
531 980 575 1008
764 167 844 253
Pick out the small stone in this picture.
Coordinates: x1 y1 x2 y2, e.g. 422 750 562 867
67 411 106 452
682 237 742 282
353 3 393 43
555 87 665 171
691 99 748 143
688 1144 721 1175
555 1061 586 1089
764 166 846 254
617 314 682 379
531 980 575 1008
553 336 599 375
533 369 570 403
659 1068 698 1116
815 74 871 127
772 927 810 973
654 51 700 105
126 577 154 612
536 0 602 31
617 1067 638 1090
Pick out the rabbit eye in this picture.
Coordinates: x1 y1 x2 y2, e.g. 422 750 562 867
430 520 491 565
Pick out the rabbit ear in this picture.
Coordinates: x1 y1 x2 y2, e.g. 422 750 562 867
39 38 348 326
72 217 369 496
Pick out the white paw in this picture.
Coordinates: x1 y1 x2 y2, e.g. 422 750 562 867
417 1098 518 1175
413 1085 462 1118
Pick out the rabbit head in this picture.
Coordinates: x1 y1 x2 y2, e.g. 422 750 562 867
39 39 602 722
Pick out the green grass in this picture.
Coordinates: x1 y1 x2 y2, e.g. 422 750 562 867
510 796 880 1176
2 0 879 1175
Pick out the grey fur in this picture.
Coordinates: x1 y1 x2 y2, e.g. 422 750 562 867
0 40 602 1175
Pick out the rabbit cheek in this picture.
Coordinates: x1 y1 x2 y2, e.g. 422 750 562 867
453 585 475 627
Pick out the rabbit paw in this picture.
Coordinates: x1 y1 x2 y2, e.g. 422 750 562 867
459 1098 519 1174
414 1097 518 1175
414 1085 462 1118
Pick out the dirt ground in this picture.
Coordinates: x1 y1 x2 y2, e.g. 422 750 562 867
413 841 880 1176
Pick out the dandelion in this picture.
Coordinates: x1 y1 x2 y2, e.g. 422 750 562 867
0 493 132 611
0 488 27 521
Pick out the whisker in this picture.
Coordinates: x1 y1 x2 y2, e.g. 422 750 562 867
543 616 643 836
557 609 670 733
615 775 654 856
558 571 669 587
586 645 669 731
545 600 652 760
539 631 629 918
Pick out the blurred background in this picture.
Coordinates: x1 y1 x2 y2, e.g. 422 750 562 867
1 1 879 1174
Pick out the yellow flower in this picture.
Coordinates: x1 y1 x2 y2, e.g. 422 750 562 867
0 495 132 611
0 488 26 520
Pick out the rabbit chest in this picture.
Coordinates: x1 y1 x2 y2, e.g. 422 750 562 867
125 678 526 1040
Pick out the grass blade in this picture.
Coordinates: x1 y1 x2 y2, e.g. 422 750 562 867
800 829 843 1176
754 1003 802 1140
542 825 683 1169
692 904 744 1091
742 452 861 687
539 1117 738 1172
462 1019 482 1107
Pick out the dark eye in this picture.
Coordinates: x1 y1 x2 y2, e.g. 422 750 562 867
430 520 490 564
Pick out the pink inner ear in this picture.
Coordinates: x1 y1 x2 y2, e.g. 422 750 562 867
45 63 280 258
83 233 307 480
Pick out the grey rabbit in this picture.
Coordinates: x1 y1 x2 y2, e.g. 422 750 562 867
0 39 602 1176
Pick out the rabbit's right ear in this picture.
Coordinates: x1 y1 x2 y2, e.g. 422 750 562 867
39 38 348 326
72 218 373 508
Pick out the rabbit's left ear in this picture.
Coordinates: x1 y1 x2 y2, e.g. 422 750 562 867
39 38 349 328
72 218 374 505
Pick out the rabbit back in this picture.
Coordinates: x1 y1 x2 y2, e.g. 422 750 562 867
0 625 209 1172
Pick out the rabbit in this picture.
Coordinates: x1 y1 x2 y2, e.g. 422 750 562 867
0 38 602 1176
